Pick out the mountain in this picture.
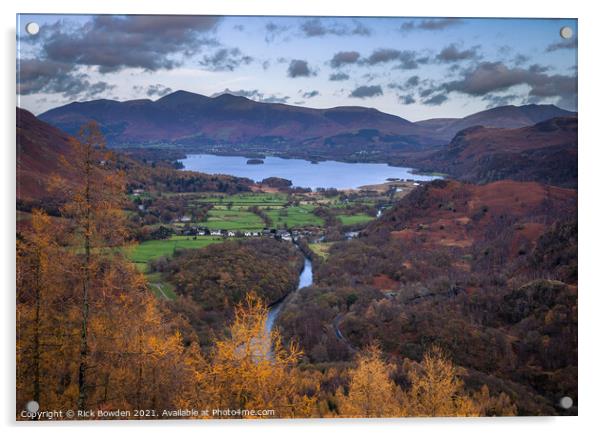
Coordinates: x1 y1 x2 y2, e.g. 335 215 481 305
17 107 76 202
414 116 578 188
37 91 575 156
38 90 435 149
415 104 575 141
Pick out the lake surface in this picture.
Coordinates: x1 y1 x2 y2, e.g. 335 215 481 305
179 154 440 190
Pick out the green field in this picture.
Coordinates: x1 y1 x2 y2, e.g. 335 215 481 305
204 209 265 230
128 236 226 266
265 205 324 228
195 192 288 208
337 213 374 225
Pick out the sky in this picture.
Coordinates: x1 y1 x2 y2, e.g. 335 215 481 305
16 15 577 121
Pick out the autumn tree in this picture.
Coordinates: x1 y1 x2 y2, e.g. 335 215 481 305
192 293 317 418
16 210 63 412
402 345 481 417
335 344 402 417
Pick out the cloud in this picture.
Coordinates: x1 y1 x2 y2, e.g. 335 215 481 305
287 59 315 78
301 90 319 98
145 84 173 97
265 21 290 43
300 18 371 37
211 88 289 104
401 18 463 32
37 15 221 73
349 85 383 98
199 48 253 71
330 51 360 68
364 49 427 69
329 72 350 81
482 93 520 108
546 38 578 52
442 61 577 109
388 75 421 92
399 94 416 105
262 95 290 104
436 44 480 62
17 58 115 100
422 93 448 105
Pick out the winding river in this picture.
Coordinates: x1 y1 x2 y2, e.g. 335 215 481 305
265 255 313 334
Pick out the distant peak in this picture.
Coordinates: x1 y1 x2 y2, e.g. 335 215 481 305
157 90 207 102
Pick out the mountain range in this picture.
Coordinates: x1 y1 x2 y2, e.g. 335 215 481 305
38 90 575 150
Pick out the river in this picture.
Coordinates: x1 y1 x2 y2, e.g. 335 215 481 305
265 255 313 334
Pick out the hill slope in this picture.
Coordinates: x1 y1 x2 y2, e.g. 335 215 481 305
414 116 578 188
17 107 75 202
416 104 575 141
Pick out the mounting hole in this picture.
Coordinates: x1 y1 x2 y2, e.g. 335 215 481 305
559 396 573 409
25 22 40 36
25 400 40 413
560 26 573 39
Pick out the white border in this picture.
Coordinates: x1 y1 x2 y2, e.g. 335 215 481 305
3 1 601 434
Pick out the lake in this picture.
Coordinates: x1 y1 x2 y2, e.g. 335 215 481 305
179 154 440 190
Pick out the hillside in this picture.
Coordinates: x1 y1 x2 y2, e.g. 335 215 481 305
17 107 76 202
414 116 578 188
416 104 575 141
280 178 577 414
16 106 254 209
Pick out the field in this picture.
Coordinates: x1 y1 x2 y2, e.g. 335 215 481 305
204 209 265 230
265 205 324 228
195 192 288 209
128 235 226 267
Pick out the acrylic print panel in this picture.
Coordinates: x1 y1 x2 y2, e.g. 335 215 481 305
16 14 577 420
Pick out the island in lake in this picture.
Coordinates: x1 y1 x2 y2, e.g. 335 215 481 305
247 158 264 165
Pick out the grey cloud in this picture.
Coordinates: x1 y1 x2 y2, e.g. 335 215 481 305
146 84 173 97
300 18 371 37
399 94 416 105
349 85 383 98
287 59 314 78
364 49 427 69
482 93 520 108
546 38 577 52
330 51 360 68
302 90 320 98
38 15 221 73
442 61 577 109
199 48 253 71
329 72 350 81
211 88 289 104
401 18 463 32
262 95 290 104
436 44 480 62
17 58 115 100
422 93 448 105
265 21 290 43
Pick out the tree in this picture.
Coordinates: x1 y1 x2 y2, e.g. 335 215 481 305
53 122 128 410
193 293 317 418
336 344 401 417
16 210 60 411
402 345 480 417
